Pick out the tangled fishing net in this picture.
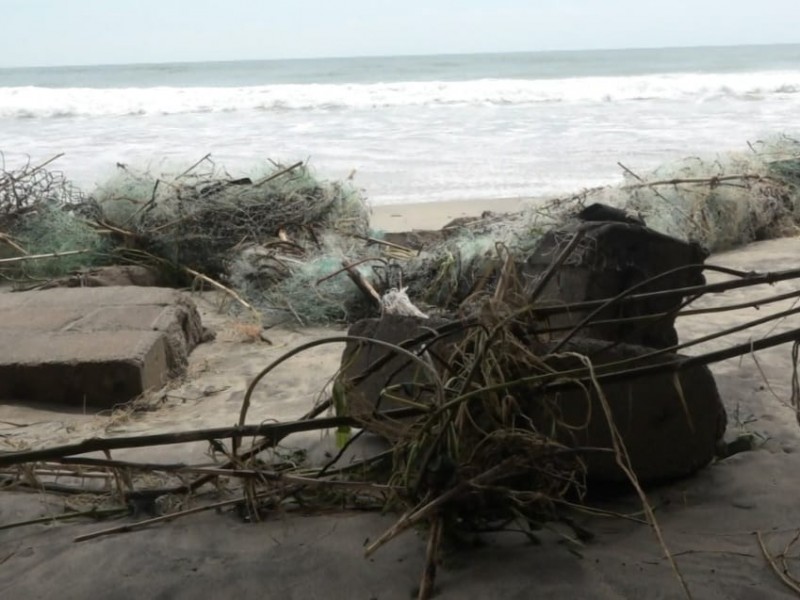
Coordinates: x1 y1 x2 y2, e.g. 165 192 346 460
1 135 799 323
90 157 375 323
0 153 107 278
579 134 800 251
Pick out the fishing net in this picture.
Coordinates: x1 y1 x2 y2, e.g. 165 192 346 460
398 205 565 310
94 158 370 278
91 158 376 322
227 235 379 324
0 154 83 227
6 203 110 278
0 155 107 277
565 135 800 252
2 136 799 323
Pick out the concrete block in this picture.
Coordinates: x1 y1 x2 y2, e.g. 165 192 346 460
0 286 205 409
0 330 168 409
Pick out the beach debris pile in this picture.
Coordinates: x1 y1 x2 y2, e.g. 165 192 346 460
339 215 728 486
329 203 800 596
5 207 800 598
1 155 377 322
2 137 800 327
0 153 103 277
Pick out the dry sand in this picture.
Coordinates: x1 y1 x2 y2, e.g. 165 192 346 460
3 198 800 599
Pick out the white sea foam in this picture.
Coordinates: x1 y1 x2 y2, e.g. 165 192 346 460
2 71 799 119
2 47 799 204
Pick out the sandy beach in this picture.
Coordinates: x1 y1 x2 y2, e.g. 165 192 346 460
3 197 800 599
370 197 537 232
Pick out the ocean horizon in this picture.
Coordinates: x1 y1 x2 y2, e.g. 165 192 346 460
1 43 798 205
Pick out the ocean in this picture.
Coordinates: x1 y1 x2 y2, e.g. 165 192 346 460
1 44 799 205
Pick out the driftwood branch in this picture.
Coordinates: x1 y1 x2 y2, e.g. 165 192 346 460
184 265 258 315
0 407 423 469
254 161 304 187
343 261 382 307
621 173 773 190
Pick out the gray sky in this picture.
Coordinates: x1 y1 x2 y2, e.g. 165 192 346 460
2 0 798 68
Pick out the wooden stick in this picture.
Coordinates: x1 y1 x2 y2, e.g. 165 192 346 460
622 173 773 190
617 161 645 182
440 324 800 414
175 153 212 179
184 266 258 315
315 257 387 285
73 490 280 543
343 261 382 307
532 287 800 335
418 515 444 600
353 234 418 254
50 400 331 496
53 457 394 491
254 161 304 187
188 398 331 494
56 457 192 471
0 507 128 533
548 324 800 389
0 249 90 264
0 233 28 255
173 467 395 491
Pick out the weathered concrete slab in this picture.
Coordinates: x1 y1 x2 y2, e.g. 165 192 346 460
0 287 205 409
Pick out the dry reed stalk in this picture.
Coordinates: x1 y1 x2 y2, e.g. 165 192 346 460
756 531 800 596
73 489 290 543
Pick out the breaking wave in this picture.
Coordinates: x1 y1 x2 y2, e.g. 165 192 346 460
2 70 799 118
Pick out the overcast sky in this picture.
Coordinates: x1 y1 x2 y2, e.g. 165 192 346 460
1 0 798 68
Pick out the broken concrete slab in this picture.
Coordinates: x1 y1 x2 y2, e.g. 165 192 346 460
0 286 205 409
